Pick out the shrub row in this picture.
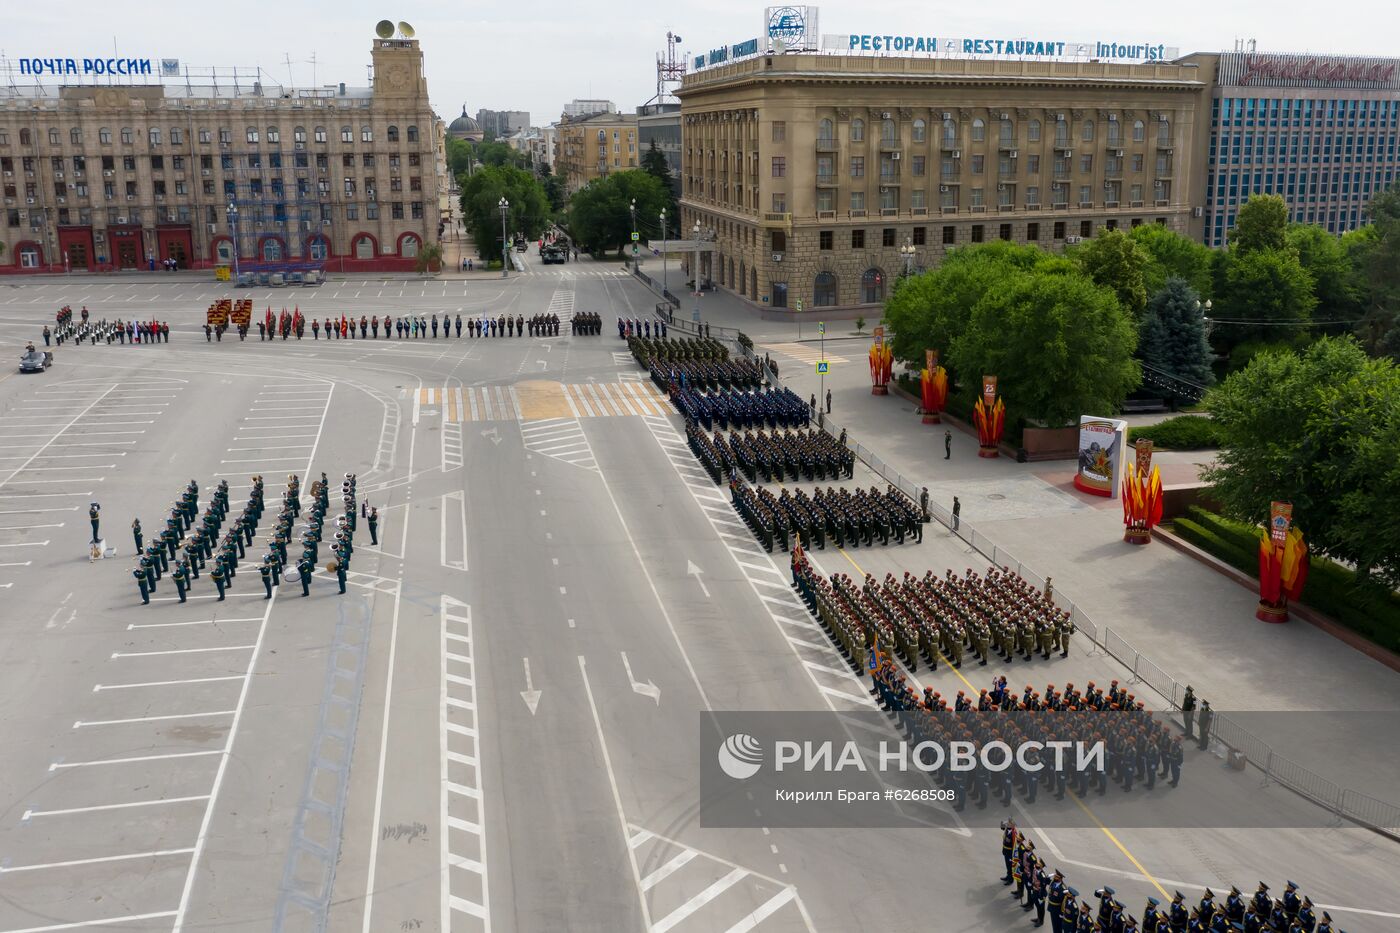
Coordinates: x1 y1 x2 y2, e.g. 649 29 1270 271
1128 415 1223 450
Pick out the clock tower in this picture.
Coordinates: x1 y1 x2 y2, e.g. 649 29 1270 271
371 35 427 102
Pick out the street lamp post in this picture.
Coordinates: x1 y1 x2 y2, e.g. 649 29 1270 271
629 197 637 269
226 201 240 284
692 221 702 326
900 238 917 278
660 209 667 300
498 196 509 279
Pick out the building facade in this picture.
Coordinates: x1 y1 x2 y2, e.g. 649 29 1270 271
475 108 530 139
556 111 639 193
677 53 1206 309
638 101 683 199
1183 52 1400 246
0 34 442 273
563 99 617 119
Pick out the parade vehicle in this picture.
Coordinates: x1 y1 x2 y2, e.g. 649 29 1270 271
540 243 568 264
19 348 53 372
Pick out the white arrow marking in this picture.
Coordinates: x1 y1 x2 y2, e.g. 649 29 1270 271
481 426 501 446
687 560 710 599
520 657 542 715
537 360 549 371
620 651 660 704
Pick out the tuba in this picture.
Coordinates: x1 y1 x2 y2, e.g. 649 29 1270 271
326 559 339 573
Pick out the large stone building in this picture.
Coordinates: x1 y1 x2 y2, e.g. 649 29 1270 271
556 111 639 193
475 108 530 139
638 101 683 198
0 32 443 273
677 53 1207 309
1182 51 1400 247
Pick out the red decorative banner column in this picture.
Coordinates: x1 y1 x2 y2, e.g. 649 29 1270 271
869 329 893 395
1257 502 1309 622
973 375 1004 457
920 354 948 424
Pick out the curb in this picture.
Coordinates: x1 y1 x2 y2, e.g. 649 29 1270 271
1153 526 1400 675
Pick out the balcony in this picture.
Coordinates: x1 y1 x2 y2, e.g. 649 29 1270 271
879 141 902 153
880 207 899 216
912 207 929 216
816 209 836 220
815 173 837 187
761 211 792 232
939 140 959 153
816 137 838 152
849 209 867 218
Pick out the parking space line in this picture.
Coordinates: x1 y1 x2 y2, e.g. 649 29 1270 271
75 710 236 728
110 644 255 659
0 908 178 932
127 616 260 630
51 749 222 770
94 675 243 691
0 848 195 874
22 795 211 821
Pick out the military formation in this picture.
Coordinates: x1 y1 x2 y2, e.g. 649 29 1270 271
618 317 671 340
130 471 362 604
673 386 809 431
689 425 854 484
1001 822 1340 932
44 306 168 346
627 334 725 366
730 481 923 553
569 312 603 335
652 358 764 394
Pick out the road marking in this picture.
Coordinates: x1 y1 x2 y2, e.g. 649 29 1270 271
51 749 222 770
723 887 800 933
111 644 255 659
640 849 699 891
0 848 194 874
75 710 235 728
94 674 244 691
0 384 116 492
0 909 178 932
653 868 748 933
22 795 210 820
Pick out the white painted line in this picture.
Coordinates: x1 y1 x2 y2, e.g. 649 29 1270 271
640 849 699 891
0 523 64 531
819 684 870 705
448 896 488 921
628 829 654 850
111 644 254 659
127 616 261 630
51 749 222 770
724 887 799 933
0 541 49 548
0 847 196 874
652 869 749 933
0 909 179 932
75 710 235 728
22 795 210 820
94 675 244 691
0 384 116 493
803 659 854 678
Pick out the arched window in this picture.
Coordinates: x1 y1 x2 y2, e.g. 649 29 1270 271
215 240 233 263
971 119 985 142
1132 120 1145 142
814 272 838 307
912 118 926 142
340 126 353 143
294 126 306 144
99 127 112 145
387 126 400 143
308 236 328 260
597 129 606 141
170 127 182 144
1028 119 1041 142
818 118 834 143
1107 120 1121 145
70 127 82 145
942 118 957 146
1054 118 1068 147
361 125 373 142
48 128 60 146
149 127 161 145
406 125 419 143
881 119 897 143
315 126 327 143
400 234 419 258
246 126 259 144
121 127 134 144
850 118 864 142
1081 119 1095 142
353 234 376 259
261 238 283 261
861 268 885 303
1158 118 1171 145
1000 119 1014 146
267 125 280 143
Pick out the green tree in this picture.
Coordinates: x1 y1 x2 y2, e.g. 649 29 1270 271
567 170 671 257
1354 181 1400 357
949 268 1141 426
1285 223 1359 326
445 137 474 177
641 139 670 180
542 174 568 214
1221 248 1317 344
1128 224 1214 298
458 165 550 262
1139 277 1214 387
1203 337 1400 586
413 242 443 274
1229 193 1290 254
1074 228 1149 320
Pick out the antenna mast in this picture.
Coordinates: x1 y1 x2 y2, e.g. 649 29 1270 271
652 31 686 105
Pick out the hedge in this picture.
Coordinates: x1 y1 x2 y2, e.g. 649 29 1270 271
1127 415 1223 450
1172 507 1400 653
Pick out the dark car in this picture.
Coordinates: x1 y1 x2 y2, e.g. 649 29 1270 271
19 349 53 373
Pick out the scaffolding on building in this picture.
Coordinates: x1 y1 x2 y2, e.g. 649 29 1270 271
225 141 331 282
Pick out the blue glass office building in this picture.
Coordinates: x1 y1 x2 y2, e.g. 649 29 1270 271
1183 51 1400 246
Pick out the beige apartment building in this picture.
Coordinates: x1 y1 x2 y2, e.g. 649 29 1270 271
677 53 1208 310
0 34 441 274
556 111 639 193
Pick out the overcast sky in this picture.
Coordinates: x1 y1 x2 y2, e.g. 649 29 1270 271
8 2 1399 125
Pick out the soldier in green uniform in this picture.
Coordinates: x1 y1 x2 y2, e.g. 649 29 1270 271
211 559 227 601
134 563 150 604
259 558 274 599
367 507 379 545
183 541 200 580
335 556 347 594
89 501 101 542
132 518 143 555
172 560 189 603
147 542 166 576
297 556 313 596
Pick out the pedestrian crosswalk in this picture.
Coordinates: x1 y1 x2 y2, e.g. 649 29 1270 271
520 418 597 471
764 342 849 366
415 382 673 422
529 268 630 278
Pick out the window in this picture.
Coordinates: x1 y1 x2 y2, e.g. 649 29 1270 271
999 223 1012 241
170 127 182 145
972 119 986 142
943 225 956 244
771 231 787 252
1132 154 1144 172
219 128 232 144
19 245 41 268
407 126 419 143
123 155 135 171
850 157 865 178
363 153 376 168
882 228 896 247
971 225 984 243
1053 221 1066 239
293 126 307 145
940 186 957 210
771 156 786 177
267 126 280 143
912 119 926 142
911 189 926 210
366 202 380 220
971 187 985 208
1079 185 1091 205
816 189 834 212
1158 119 1171 145
341 126 353 143
818 118 834 143
942 119 957 146
121 127 134 145
48 128 60 146
70 128 82 145
343 153 355 168
1082 120 1095 142
387 126 400 143
850 190 865 212
243 126 257 144
1000 119 1014 146
1026 186 1039 205
912 155 926 176
1055 119 1068 147
1027 222 1040 241
315 126 328 143
151 155 164 170
972 155 984 174
361 125 373 142
912 226 926 245
771 193 787 212
861 268 885 303
1028 120 1041 142
772 121 786 142
98 127 112 145
814 271 838 306
1107 120 1121 145
1081 220 1094 238
197 127 211 144
819 230 833 250
1028 155 1040 174
851 119 864 142
882 119 897 143
1133 120 1145 142
851 229 865 249
1131 183 1144 203
1080 154 1094 173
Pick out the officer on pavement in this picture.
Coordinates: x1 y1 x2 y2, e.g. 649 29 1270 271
132 518 143 555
